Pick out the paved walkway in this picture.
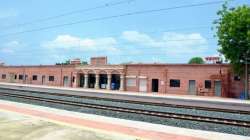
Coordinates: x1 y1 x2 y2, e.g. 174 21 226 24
0 102 201 140
0 110 134 140
0 100 249 140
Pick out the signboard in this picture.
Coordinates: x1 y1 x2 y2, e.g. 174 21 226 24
205 57 221 64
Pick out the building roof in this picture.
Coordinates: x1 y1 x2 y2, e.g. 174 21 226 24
124 63 230 67
0 63 230 68
0 64 77 68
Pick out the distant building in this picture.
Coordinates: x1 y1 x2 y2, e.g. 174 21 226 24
70 58 81 65
205 56 221 64
0 61 4 66
0 57 248 98
90 56 107 65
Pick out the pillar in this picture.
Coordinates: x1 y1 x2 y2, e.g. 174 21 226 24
107 74 111 90
72 73 78 88
95 74 100 89
84 74 88 88
120 75 124 91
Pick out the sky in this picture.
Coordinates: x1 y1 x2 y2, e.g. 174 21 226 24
0 0 249 65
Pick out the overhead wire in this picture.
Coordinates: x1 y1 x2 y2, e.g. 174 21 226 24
0 0 224 38
2 0 136 29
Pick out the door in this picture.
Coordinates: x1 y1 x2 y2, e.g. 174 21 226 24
63 76 69 87
151 79 159 92
79 74 85 87
42 75 45 85
188 80 196 95
88 74 96 88
214 81 221 97
25 75 28 84
139 79 147 92
9 73 15 83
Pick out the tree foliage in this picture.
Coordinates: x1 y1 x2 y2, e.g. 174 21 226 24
188 57 205 64
214 3 250 74
56 59 88 65
81 61 88 65
55 60 70 65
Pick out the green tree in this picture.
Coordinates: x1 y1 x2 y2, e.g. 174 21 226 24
55 59 70 65
81 61 88 65
188 57 205 64
214 3 250 74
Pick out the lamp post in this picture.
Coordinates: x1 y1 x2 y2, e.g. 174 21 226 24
245 60 248 99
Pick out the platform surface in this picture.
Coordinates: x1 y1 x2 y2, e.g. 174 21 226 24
0 99 249 140
0 110 135 140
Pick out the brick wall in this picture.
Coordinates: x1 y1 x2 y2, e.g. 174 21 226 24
0 63 245 98
90 57 107 65
0 65 75 87
125 64 237 97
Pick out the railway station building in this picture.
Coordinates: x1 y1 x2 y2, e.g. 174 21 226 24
0 56 249 98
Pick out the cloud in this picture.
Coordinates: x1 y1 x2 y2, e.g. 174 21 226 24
0 9 18 19
121 31 208 55
42 34 118 51
21 31 211 64
0 41 22 54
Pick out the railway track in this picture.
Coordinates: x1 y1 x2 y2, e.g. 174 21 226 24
0 87 249 115
0 91 250 128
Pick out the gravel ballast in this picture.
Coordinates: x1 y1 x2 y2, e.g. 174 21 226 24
0 93 250 136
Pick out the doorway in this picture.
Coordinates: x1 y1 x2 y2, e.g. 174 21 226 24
88 74 96 88
188 80 196 95
79 74 85 87
99 74 107 89
63 76 69 87
139 79 147 92
151 79 159 92
9 73 15 83
215 81 221 97
42 75 45 85
111 74 120 90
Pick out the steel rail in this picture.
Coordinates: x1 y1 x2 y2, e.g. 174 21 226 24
0 92 250 128
0 87 249 115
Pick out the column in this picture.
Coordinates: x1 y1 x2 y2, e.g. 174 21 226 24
72 73 78 88
84 74 88 88
95 74 100 89
119 75 124 91
107 74 111 90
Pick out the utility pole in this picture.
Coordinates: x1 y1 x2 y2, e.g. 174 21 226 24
245 60 248 99
60 63 63 87
244 52 249 99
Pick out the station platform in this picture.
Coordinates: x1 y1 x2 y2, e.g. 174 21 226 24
0 82 249 112
0 99 249 140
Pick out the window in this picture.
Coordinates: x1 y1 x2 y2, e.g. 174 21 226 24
72 76 75 83
205 80 211 89
1 74 6 79
234 76 241 81
126 78 136 87
18 75 23 80
14 75 17 79
33 75 38 80
49 76 54 81
170 79 180 87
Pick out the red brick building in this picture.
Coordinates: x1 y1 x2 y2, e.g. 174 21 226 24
0 57 248 98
